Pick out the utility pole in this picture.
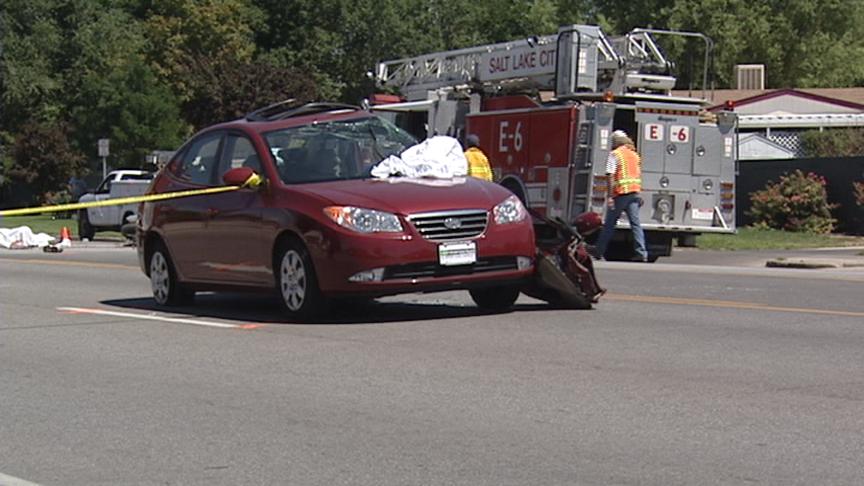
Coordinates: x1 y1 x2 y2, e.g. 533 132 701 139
98 138 110 179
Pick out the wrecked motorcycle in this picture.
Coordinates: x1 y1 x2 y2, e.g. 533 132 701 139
522 211 606 309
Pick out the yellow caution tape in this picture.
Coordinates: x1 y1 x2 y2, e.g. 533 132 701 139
0 172 263 218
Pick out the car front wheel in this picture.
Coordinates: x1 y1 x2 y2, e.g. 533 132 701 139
469 285 521 311
149 242 194 306
276 239 324 320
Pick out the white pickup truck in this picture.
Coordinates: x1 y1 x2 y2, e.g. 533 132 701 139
77 170 153 240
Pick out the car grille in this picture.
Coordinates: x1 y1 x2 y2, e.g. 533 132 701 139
383 257 518 280
407 209 488 241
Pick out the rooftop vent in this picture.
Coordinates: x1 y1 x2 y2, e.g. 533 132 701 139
734 64 765 90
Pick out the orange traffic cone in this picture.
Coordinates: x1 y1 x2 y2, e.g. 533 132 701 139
58 226 72 248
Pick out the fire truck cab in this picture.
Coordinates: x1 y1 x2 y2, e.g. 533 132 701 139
374 24 738 261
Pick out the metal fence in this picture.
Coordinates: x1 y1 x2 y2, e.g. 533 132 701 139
737 157 864 234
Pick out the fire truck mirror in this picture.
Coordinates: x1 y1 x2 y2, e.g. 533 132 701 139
716 111 737 129
596 103 616 124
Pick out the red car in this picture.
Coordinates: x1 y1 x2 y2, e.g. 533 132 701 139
137 102 535 319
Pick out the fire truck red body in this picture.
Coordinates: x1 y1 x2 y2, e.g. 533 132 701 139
375 24 738 260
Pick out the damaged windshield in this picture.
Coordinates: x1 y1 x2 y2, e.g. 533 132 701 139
264 116 416 184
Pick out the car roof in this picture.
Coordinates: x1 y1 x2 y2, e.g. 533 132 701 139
207 102 375 135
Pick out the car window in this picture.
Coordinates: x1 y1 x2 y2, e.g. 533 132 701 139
95 177 112 194
217 134 260 183
95 172 151 193
264 116 416 185
177 133 223 185
121 173 153 181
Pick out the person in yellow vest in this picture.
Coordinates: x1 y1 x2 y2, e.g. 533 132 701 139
592 130 648 262
464 134 493 181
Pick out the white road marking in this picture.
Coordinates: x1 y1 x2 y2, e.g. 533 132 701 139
57 307 261 330
0 471 43 486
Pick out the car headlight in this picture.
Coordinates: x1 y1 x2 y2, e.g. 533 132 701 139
493 195 527 225
324 206 403 233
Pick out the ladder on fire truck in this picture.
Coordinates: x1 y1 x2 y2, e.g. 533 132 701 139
376 25 713 103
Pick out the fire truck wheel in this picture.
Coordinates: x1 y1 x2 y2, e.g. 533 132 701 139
602 244 631 262
500 180 527 205
469 285 521 311
677 234 697 247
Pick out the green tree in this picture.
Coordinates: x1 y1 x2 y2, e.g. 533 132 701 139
255 0 407 101
1 0 150 127
477 0 562 41
253 0 593 102
62 2 148 92
182 58 318 129
8 121 86 204
140 0 262 101
0 0 67 127
73 61 187 168
663 0 779 90
593 0 864 89
768 0 864 87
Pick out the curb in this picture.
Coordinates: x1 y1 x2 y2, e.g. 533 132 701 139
766 259 864 269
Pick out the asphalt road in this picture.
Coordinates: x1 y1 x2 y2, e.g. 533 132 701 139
1 243 864 485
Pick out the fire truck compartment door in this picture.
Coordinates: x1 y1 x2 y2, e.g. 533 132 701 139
692 126 722 176
634 101 700 175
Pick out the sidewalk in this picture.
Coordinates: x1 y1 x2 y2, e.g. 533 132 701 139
667 246 864 269
0 236 131 252
764 247 864 269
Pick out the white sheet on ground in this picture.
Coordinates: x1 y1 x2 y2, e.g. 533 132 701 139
371 136 468 179
0 226 56 249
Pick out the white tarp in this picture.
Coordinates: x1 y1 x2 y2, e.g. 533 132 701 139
0 226 56 249
371 136 468 179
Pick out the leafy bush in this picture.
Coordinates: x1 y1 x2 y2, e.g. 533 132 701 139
747 170 837 233
855 181 864 207
801 128 864 158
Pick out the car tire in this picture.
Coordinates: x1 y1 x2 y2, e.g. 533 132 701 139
275 239 324 320
149 241 194 306
469 285 521 311
78 210 95 241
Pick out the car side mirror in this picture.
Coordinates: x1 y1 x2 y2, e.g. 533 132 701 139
222 167 259 188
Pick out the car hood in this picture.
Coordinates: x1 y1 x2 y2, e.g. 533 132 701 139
293 177 514 215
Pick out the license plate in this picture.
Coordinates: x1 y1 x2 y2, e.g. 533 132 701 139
438 241 477 266
691 208 714 221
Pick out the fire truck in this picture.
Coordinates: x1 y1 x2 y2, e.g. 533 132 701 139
373 24 738 261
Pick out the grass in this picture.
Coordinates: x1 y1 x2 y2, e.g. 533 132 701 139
0 214 123 240
696 227 864 251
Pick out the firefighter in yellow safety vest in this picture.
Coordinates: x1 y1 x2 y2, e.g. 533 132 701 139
464 134 493 181
591 130 648 262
